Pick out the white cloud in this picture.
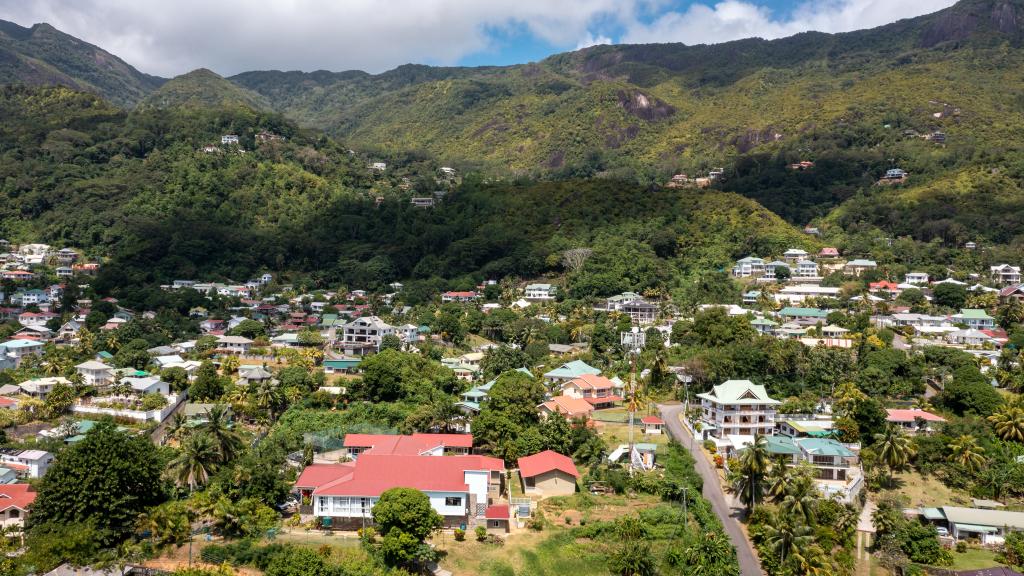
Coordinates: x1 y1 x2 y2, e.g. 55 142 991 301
620 0 958 46
0 0 958 77
576 32 614 50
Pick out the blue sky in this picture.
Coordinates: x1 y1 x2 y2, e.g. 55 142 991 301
0 0 958 76
456 0 798 67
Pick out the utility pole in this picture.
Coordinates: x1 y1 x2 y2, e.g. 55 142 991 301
626 328 641 473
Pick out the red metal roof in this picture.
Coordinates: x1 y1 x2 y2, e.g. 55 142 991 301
640 415 664 425
518 450 580 479
342 433 473 455
0 484 36 512
294 462 355 489
484 504 509 520
311 455 504 497
886 408 945 423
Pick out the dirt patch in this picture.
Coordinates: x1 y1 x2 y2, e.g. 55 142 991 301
546 150 565 169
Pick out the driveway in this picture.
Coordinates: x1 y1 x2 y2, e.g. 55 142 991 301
659 403 764 576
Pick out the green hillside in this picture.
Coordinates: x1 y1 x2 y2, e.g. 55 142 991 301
0 19 163 106
223 0 1024 181
0 85 808 307
138 68 271 111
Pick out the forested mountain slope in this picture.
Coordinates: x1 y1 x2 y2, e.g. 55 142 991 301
0 19 163 106
0 85 809 307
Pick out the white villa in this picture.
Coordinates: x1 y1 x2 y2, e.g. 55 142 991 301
75 360 115 386
340 316 395 351
991 264 1021 286
524 283 557 301
697 379 780 440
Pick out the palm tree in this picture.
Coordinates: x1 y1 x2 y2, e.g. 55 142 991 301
781 475 819 526
733 434 770 509
252 381 284 421
766 456 793 503
763 516 814 567
788 544 832 576
989 404 1024 442
197 404 243 463
165 412 187 443
169 433 219 491
948 434 986 473
873 425 915 487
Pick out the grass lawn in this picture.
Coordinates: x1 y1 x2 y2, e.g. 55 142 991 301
435 493 664 576
876 469 971 508
599 421 669 451
946 547 1008 571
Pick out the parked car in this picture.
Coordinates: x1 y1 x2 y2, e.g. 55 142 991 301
936 527 949 537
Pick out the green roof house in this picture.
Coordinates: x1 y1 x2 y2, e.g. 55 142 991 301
543 360 601 381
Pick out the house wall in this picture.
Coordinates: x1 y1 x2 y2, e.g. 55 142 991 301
428 491 470 517
523 470 577 497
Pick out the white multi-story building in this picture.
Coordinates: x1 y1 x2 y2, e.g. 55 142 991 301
0 449 53 478
732 257 765 278
341 316 394 350
905 272 930 285
524 283 557 301
794 260 819 278
775 284 841 304
697 379 780 439
991 264 1021 286
75 360 115 386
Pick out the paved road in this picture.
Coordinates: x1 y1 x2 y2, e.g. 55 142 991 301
659 403 764 576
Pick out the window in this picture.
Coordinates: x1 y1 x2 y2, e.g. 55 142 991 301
9 509 18 518
445 496 462 506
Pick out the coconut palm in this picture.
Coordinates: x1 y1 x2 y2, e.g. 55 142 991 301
733 434 771 509
165 412 187 442
988 404 1024 442
252 380 284 416
196 404 243 463
169 433 219 491
873 425 915 487
948 434 986 473
788 544 833 576
766 456 793 503
763 516 814 567
781 474 819 526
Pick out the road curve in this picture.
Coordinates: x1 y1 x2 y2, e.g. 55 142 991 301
659 403 764 576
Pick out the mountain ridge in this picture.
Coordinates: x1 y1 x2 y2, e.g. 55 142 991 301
0 19 163 106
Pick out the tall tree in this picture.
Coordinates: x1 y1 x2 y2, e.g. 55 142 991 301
196 404 243 463
947 434 986 473
27 421 164 544
169 433 220 491
873 425 915 487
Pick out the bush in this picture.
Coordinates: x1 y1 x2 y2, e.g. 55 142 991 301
200 544 229 564
475 526 488 541
527 509 545 531
453 528 465 541
956 541 968 553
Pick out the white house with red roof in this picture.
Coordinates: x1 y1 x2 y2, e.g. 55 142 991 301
560 374 623 409
886 408 945 434
297 454 504 529
441 291 479 303
641 415 665 435
0 484 36 530
518 450 580 497
340 433 472 460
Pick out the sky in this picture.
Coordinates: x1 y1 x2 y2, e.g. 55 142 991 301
0 0 958 78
